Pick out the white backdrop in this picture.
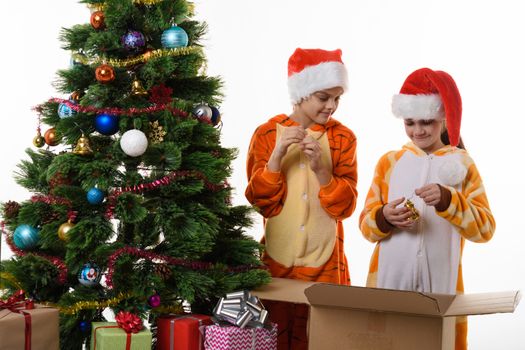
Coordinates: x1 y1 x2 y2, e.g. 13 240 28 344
1 1 524 348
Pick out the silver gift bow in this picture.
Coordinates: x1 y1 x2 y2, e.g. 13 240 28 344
212 290 269 328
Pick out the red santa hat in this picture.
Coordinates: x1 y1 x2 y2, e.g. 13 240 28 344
391 68 462 147
287 48 348 105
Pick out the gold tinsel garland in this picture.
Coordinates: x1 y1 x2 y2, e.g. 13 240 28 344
72 47 201 68
86 1 195 15
41 292 184 315
0 272 23 291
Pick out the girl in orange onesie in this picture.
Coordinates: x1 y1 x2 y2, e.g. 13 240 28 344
246 48 358 350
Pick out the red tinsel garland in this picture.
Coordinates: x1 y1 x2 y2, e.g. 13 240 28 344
104 170 229 218
31 194 72 207
34 98 194 120
105 246 267 289
1 222 68 285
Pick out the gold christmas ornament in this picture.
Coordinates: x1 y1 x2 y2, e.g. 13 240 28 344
69 91 84 104
131 78 148 96
149 120 167 144
33 131 45 148
58 220 75 241
405 199 420 221
73 134 93 156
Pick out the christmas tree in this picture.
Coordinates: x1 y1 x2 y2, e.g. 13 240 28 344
0 0 270 348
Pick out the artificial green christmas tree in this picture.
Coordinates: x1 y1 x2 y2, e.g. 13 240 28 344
0 0 270 348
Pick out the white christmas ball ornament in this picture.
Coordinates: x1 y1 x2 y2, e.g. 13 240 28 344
120 129 148 157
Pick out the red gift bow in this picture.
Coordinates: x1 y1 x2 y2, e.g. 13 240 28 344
0 290 33 350
93 312 143 350
115 311 143 334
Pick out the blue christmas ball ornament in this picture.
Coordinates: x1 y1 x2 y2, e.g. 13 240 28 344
78 262 102 287
95 114 119 135
13 224 40 250
79 320 91 333
57 103 76 119
121 30 146 51
161 25 188 48
87 187 105 205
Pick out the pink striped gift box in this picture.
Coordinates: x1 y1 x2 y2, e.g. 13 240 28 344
204 323 277 350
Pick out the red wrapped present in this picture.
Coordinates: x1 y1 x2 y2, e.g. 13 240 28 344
0 290 59 350
156 314 213 350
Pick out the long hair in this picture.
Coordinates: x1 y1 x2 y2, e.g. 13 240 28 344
441 129 465 150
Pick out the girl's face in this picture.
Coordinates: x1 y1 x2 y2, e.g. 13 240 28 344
294 86 344 128
404 118 445 153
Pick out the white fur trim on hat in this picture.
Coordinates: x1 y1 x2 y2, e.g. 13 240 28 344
392 94 444 119
438 160 467 186
288 61 348 105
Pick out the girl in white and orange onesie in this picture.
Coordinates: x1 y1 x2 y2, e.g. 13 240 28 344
359 68 495 350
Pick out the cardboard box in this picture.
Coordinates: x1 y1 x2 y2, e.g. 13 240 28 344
0 305 59 350
252 278 521 350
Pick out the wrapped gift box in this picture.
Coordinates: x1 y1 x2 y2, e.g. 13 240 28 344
90 322 152 350
204 323 277 350
156 314 213 350
0 304 59 350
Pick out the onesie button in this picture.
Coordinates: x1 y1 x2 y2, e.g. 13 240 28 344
300 225 305 231
302 193 308 200
299 163 306 169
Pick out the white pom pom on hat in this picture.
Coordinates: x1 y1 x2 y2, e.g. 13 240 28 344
438 160 467 186
287 48 348 105
391 68 462 147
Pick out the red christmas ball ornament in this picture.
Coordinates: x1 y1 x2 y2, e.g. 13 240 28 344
44 128 60 146
90 11 105 30
95 64 115 83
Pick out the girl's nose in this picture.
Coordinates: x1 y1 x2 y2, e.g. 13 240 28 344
413 123 425 135
326 98 337 110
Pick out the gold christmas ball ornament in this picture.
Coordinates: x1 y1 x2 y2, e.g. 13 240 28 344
90 11 105 30
44 128 60 146
58 221 75 241
33 132 45 148
73 134 93 156
404 199 420 221
95 64 115 83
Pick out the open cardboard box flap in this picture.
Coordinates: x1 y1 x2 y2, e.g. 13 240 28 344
254 278 521 317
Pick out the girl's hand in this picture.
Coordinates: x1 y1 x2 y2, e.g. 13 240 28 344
383 197 416 229
300 136 323 171
415 184 441 207
300 136 332 185
267 126 306 172
274 126 306 158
